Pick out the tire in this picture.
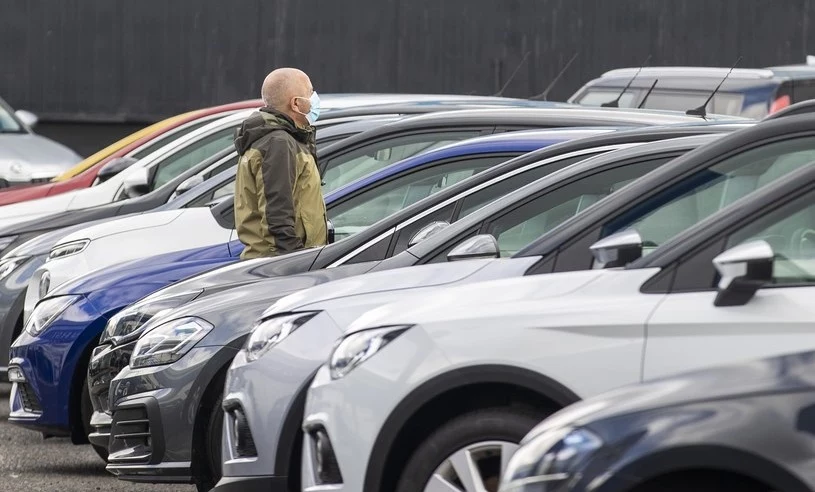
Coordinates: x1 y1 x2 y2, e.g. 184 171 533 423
632 474 768 492
395 407 548 492
80 381 109 461
195 392 224 492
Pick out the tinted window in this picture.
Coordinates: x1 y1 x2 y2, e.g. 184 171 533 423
458 153 605 218
726 189 815 285
321 131 482 193
487 158 668 257
328 156 498 241
604 137 815 256
641 90 743 116
185 177 237 208
151 127 235 189
576 89 639 108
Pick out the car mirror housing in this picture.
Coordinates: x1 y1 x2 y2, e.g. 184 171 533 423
408 221 450 248
327 219 336 244
97 156 139 183
713 240 774 307
170 175 205 200
122 167 151 198
447 234 500 262
589 229 643 268
14 109 38 128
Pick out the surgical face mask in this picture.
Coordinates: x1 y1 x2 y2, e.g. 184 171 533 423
295 91 321 125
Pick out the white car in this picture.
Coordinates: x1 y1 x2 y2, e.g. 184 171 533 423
300 162 815 492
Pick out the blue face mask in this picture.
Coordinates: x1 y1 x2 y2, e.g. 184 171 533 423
296 92 321 126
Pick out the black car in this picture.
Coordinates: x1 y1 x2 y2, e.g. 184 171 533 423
500 165 815 492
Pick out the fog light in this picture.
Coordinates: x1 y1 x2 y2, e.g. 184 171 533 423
7 366 25 383
312 427 342 484
38 271 51 298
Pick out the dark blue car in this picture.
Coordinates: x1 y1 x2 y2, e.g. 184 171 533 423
6 128 596 454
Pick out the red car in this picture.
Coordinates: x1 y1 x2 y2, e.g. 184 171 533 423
0 100 262 206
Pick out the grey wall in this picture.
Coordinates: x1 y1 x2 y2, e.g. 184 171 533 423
2 0 814 124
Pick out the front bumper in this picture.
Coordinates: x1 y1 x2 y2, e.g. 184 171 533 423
106 344 238 483
218 311 344 491
0 255 43 379
212 475 290 492
87 339 137 449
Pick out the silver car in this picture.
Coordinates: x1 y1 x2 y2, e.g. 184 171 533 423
0 97 82 187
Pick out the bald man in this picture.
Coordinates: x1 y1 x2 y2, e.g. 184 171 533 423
233 68 327 259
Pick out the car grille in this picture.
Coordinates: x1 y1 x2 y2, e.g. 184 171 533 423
109 406 151 461
18 383 42 413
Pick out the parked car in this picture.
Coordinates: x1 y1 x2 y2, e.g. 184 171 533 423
6 126 581 462
27 104 702 307
570 65 815 118
0 100 264 207
0 96 82 187
500 349 815 492
298 148 815 492
95 132 720 491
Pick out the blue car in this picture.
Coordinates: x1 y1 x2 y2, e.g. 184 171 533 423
6 128 596 454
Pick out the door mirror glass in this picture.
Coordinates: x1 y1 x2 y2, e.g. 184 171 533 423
713 240 774 307
327 219 336 244
170 175 205 200
97 156 139 183
122 167 151 198
408 221 450 248
447 234 500 262
14 109 38 128
590 229 643 268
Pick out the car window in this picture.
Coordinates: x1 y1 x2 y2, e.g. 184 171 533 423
604 137 815 256
641 90 744 116
726 189 815 285
486 158 670 257
150 127 235 190
458 153 605 218
131 118 220 159
328 156 499 241
0 102 22 133
576 89 639 108
321 131 483 193
185 177 237 208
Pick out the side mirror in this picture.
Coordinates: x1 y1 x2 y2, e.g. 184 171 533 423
408 221 450 248
15 110 38 128
97 156 138 183
589 229 643 269
327 219 336 244
713 240 774 307
122 167 151 198
447 234 500 262
171 175 205 199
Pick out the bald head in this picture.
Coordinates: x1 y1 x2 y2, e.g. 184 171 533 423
261 68 314 126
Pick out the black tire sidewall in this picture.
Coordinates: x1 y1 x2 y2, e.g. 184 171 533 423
196 393 224 492
395 407 547 492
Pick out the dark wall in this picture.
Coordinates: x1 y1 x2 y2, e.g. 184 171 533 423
2 0 815 124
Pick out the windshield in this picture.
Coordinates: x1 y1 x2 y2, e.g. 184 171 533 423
0 98 23 133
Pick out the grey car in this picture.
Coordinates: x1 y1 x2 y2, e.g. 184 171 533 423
0 97 82 187
99 134 719 491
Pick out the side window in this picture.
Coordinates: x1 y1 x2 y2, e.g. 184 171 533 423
725 190 815 285
604 137 815 256
321 131 482 193
204 155 239 179
390 204 456 255
185 178 236 208
344 234 393 265
151 127 235 190
486 158 669 257
328 156 504 241
457 153 605 218
131 118 217 159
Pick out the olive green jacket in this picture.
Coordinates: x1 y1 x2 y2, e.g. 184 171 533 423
233 108 327 259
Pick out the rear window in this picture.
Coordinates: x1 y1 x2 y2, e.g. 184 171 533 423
576 87 745 116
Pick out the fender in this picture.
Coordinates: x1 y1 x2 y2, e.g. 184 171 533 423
602 445 811 492
362 364 581 492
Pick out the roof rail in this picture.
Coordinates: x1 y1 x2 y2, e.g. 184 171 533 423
600 66 774 80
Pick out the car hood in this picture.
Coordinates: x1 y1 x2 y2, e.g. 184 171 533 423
0 134 81 166
523 350 815 443
345 268 619 335
3 217 120 257
263 257 506 317
54 209 186 244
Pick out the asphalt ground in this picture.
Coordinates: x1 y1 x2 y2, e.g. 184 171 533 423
0 383 195 492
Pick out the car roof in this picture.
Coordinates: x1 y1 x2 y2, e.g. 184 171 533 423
405 134 723 258
517 113 815 257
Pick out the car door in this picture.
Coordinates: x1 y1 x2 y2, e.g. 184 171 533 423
643 189 815 381
319 129 488 193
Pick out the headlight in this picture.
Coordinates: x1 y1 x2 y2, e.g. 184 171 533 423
245 312 318 362
130 316 213 369
0 256 28 281
24 295 81 336
500 427 603 491
101 290 203 345
329 325 412 380
0 235 19 253
38 271 51 299
47 239 90 261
